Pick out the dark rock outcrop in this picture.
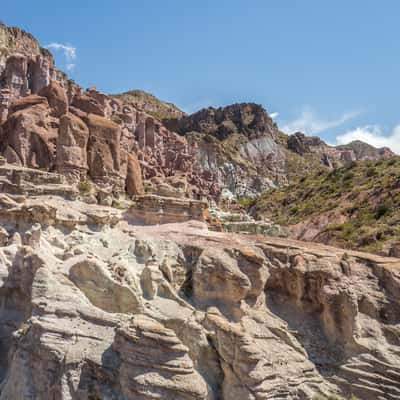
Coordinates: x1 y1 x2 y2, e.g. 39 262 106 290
287 132 395 166
165 102 278 140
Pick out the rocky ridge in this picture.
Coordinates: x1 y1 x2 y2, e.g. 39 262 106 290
287 132 394 168
0 21 394 206
112 89 186 120
0 22 219 203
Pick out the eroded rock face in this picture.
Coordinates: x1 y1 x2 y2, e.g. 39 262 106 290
0 20 395 203
0 23 60 99
1 97 57 168
85 113 123 184
165 103 286 198
56 113 89 176
126 152 144 195
114 315 211 399
38 80 68 118
166 103 278 141
0 182 397 399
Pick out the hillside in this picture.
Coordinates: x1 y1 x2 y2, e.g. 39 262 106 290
252 156 400 255
111 89 185 120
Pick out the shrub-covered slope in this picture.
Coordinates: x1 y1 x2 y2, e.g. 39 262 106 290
252 157 400 255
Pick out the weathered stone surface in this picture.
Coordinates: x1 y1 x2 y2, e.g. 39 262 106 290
85 113 122 181
56 112 89 175
164 103 286 199
38 80 68 117
72 93 104 116
0 21 399 399
1 99 57 169
129 195 208 224
8 94 48 114
126 152 144 195
113 315 211 399
0 22 61 99
0 180 396 399
288 132 394 165
0 21 395 204
0 189 398 399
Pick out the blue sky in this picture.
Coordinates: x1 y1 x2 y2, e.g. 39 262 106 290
2 0 400 151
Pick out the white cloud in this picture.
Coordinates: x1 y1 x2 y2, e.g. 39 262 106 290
65 63 76 71
45 43 77 72
270 112 279 120
281 107 361 135
336 125 400 154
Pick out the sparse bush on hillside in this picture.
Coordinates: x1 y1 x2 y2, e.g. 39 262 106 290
375 202 393 219
366 166 377 177
238 197 253 208
343 171 354 181
78 181 92 194
253 156 400 254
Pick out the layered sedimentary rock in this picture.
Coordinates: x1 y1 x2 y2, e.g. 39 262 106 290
0 22 77 106
0 169 397 399
129 194 208 224
85 113 122 181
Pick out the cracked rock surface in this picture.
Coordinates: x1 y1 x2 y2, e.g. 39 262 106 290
0 191 398 399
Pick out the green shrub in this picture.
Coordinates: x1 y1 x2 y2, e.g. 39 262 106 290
290 204 300 214
78 181 92 194
366 167 377 177
343 171 355 181
238 197 253 208
375 202 392 219
112 201 126 210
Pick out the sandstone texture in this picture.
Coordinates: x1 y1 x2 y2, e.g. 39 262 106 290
0 167 397 399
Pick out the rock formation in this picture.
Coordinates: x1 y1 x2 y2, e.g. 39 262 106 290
0 163 397 399
0 21 398 400
287 132 394 167
0 21 394 205
164 103 287 199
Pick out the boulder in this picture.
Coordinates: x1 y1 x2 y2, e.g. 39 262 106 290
126 152 144 195
8 94 48 114
56 113 89 174
1 101 57 169
39 80 68 117
72 93 104 116
85 113 122 180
